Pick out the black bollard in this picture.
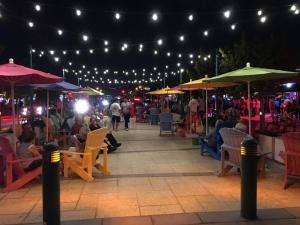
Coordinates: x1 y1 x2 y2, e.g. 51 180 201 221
240 136 258 220
43 143 61 225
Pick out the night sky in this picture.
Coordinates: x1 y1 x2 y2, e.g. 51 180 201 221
0 0 300 91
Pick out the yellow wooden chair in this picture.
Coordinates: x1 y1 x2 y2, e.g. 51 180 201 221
61 127 110 181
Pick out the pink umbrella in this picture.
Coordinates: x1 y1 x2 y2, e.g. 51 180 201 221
0 59 63 150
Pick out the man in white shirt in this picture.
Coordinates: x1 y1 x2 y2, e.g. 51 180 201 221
110 99 121 131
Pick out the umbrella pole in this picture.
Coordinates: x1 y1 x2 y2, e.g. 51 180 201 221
61 94 64 118
247 81 251 136
11 83 16 152
46 89 49 142
206 88 208 135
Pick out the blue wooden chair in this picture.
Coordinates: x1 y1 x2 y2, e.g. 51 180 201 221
149 108 160 125
159 112 174 135
199 120 235 160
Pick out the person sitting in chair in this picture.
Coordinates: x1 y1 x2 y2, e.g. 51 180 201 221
17 125 43 171
89 117 121 150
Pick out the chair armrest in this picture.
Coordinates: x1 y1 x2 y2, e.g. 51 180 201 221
100 143 108 148
7 156 42 164
259 152 272 157
284 151 300 157
60 150 91 156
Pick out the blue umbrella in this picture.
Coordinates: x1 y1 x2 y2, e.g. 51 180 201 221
31 81 80 141
31 81 80 90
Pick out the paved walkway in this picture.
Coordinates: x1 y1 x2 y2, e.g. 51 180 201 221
0 123 300 224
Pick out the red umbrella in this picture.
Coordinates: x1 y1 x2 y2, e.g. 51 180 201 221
0 59 63 149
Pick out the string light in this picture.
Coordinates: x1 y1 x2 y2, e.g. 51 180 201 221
223 10 231 18
68 62 72 66
82 34 89 41
57 29 63 36
257 10 263 16
188 14 194 21
34 4 41 12
231 24 236 30
62 50 67 55
167 52 171 57
179 35 185 42
260 16 267 23
89 49 94 54
76 50 80 54
178 54 182 58
290 5 297 11
157 39 163 45
189 54 194 58
104 47 109 52
75 9 82 16
115 12 121 20
203 30 209 36
54 57 60 62
151 12 159 21
154 50 158 55
104 40 109 46
49 50 55 55
295 9 300 14
28 21 35 28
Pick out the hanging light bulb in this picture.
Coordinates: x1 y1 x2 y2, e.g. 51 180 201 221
257 10 263 16
115 12 121 20
260 16 267 23
82 34 89 42
34 4 41 12
290 5 297 11
157 39 163 45
223 10 231 18
57 29 63 36
28 21 35 28
75 9 82 16
151 12 159 21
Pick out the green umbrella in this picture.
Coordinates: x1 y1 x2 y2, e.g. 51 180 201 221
208 62 299 135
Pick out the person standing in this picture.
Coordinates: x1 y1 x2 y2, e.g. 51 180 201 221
188 95 199 133
121 98 131 131
110 99 121 131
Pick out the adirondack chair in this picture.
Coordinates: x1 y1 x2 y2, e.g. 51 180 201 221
0 137 42 192
149 108 160 125
159 112 174 135
281 132 300 189
219 128 269 178
199 120 235 160
61 127 109 182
